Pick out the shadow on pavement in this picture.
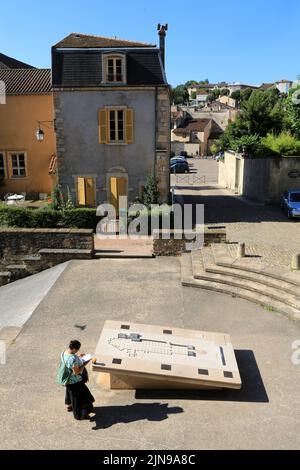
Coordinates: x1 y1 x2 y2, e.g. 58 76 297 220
182 193 294 224
90 403 184 430
135 350 269 404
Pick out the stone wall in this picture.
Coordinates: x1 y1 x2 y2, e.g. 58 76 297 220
219 151 300 203
153 227 226 256
0 228 94 261
156 86 171 203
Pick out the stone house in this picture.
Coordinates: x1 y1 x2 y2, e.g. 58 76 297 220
171 117 223 156
52 27 170 212
0 54 56 198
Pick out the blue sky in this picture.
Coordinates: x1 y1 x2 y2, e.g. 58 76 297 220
1 0 300 86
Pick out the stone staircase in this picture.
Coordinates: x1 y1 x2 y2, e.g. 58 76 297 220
181 243 300 322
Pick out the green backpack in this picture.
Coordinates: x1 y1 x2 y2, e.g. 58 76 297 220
56 352 72 386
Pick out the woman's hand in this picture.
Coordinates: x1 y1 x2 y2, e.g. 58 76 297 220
72 365 82 375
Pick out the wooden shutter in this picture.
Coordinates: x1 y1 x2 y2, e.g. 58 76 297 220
85 178 95 206
99 109 108 143
77 177 86 205
125 108 134 144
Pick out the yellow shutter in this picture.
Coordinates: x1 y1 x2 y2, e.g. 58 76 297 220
125 108 134 144
85 178 95 206
99 109 108 143
77 177 86 205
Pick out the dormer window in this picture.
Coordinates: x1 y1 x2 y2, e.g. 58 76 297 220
103 54 126 84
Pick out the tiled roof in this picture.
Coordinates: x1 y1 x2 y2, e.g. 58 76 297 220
260 83 275 90
52 50 166 87
0 52 34 69
54 33 156 49
173 119 211 134
0 68 52 94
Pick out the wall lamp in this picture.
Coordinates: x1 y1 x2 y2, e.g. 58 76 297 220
36 120 56 142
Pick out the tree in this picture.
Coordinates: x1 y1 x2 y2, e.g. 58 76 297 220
185 80 198 87
50 183 64 211
231 90 241 101
171 85 189 105
219 88 230 96
240 87 253 103
207 89 221 102
284 86 300 138
241 90 284 136
143 175 159 208
191 91 197 100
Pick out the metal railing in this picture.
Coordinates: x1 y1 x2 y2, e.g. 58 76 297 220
175 174 206 185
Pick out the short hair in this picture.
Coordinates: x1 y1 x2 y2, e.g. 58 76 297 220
69 340 81 351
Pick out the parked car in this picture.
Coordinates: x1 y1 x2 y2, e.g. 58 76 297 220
170 161 189 173
214 151 224 162
171 155 187 163
281 190 300 218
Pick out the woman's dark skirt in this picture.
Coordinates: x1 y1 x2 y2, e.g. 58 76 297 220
65 381 95 420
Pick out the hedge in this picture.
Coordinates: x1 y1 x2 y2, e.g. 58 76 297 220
0 206 99 230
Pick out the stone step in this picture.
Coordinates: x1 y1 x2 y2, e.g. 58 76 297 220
191 250 300 310
39 248 93 260
181 254 300 322
199 247 300 296
94 252 154 259
0 271 11 287
211 243 300 288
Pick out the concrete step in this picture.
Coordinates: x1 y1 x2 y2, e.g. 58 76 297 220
198 247 300 296
211 243 300 288
94 251 154 259
191 251 300 310
181 254 300 322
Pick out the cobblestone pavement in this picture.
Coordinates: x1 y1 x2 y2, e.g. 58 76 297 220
174 159 300 267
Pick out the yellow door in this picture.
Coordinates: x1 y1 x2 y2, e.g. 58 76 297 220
109 177 127 215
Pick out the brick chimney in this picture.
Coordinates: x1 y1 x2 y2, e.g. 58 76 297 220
157 24 168 68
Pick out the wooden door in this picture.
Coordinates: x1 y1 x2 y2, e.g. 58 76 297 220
109 176 127 216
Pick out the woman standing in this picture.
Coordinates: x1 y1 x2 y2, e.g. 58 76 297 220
59 340 95 420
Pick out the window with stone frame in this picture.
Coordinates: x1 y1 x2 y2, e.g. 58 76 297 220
0 153 5 177
104 55 125 83
109 109 125 142
10 152 26 178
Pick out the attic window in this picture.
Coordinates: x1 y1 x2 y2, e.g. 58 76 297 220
104 55 125 84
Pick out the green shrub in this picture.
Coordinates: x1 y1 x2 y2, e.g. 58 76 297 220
0 206 100 230
61 209 99 229
261 132 300 156
0 206 34 227
31 209 61 228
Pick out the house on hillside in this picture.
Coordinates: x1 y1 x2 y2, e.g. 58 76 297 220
171 118 222 156
52 27 170 211
0 55 56 198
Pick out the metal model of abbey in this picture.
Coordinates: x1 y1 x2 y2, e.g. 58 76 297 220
92 320 242 390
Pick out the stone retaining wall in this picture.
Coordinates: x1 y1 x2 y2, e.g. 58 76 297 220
153 227 226 256
0 228 94 261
